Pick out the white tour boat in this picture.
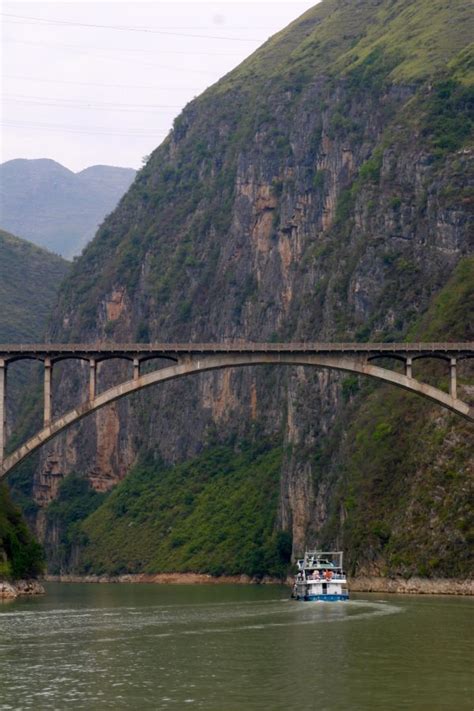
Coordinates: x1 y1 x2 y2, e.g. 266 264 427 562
292 551 349 601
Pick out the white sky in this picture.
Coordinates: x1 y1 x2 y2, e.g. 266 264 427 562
1 0 317 171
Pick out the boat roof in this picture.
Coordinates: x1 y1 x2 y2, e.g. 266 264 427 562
297 551 344 569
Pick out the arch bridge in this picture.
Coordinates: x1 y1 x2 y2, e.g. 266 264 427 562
0 341 473 479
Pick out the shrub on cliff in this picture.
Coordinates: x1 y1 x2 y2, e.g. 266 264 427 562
0 484 44 580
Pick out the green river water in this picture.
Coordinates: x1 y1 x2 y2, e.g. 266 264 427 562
0 583 472 710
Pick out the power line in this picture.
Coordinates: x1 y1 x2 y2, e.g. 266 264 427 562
1 13 263 42
1 119 167 138
4 37 244 58
4 20 270 31
4 75 203 92
5 94 184 109
2 119 163 133
4 44 221 76
4 101 179 114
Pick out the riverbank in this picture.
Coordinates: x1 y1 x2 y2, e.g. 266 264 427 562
44 572 280 585
0 579 45 600
43 573 474 595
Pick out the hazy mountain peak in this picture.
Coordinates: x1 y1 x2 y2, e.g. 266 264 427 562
0 159 136 258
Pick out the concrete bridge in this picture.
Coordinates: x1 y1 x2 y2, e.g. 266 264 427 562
0 341 473 479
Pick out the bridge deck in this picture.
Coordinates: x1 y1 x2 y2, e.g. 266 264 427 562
1 342 473 359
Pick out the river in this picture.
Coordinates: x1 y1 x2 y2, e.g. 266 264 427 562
0 583 472 710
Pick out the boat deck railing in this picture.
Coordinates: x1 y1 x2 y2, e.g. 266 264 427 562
298 573 347 581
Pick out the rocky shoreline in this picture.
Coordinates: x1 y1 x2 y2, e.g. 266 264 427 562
44 572 278 586
348 576 474 596
0 579 45 600
43 573 474 595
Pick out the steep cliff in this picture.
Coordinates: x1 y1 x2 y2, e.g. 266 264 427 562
10 0 473 578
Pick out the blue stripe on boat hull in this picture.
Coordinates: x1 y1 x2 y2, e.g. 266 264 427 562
296 594 349 602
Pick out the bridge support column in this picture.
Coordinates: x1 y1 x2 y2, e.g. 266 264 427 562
44 358 52 425
450 358 457 399
0 360 6 464
133 358 140 381
89 359 97 401
406 357 412 379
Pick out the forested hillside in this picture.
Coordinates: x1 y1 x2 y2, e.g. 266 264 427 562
0 229 70 343
0 228 69 425
0 230 69 580
9 0 473 581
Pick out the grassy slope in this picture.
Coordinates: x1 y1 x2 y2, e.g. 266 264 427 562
0 229 70 342
211 0 473 90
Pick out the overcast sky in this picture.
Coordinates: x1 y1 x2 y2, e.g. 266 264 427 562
1 0 317 171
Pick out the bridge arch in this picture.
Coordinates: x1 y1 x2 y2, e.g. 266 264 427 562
1 351 472 480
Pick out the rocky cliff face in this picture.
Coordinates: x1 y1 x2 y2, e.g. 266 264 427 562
10 0 473 577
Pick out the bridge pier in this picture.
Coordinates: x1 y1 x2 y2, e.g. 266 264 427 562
89 359 97 401
133 358 140 381
44 357 52 425
450 358 457 399
0 360 5 464
406 357 412 379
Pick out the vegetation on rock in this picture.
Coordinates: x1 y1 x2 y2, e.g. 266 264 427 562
0 229 67 579
47 443 292 579
316 258 474 578
8 0 473 581
0 229 69 343
0 484 44 580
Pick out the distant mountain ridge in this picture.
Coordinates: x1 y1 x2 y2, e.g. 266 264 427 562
0 159 136 258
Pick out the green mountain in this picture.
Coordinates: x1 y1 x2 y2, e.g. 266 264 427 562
10 0 473 581
0 160 136 258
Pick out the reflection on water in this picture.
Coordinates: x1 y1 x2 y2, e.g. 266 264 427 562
0 583 472 710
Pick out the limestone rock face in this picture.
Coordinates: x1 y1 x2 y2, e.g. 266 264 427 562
0 580 17 599
14 0 472 576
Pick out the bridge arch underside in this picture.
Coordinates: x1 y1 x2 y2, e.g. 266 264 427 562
1 353 472 479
